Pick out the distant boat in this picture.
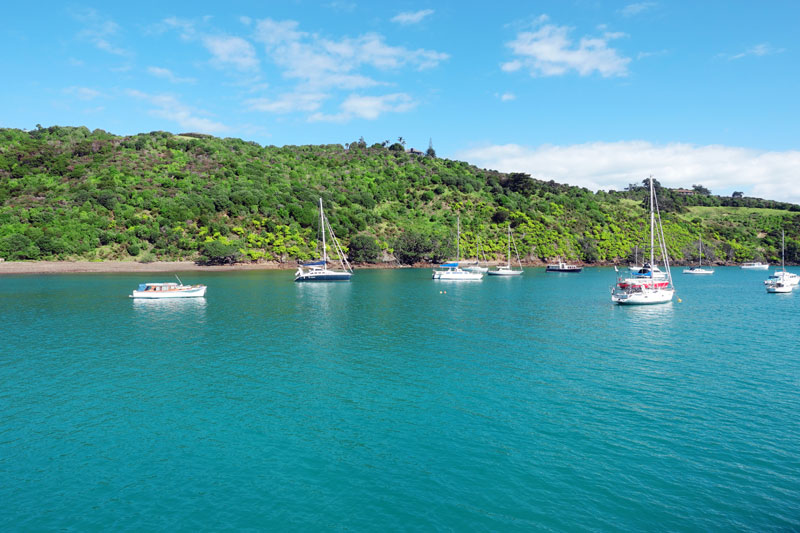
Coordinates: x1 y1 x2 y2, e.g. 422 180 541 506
295 199 353 282
463 236 489 273
545 261 582 273
628 245 643 272
433 214 483 280
683 237 714 275
741 262 769 270
488 225 523 276
130 276 206 299
432 262 484 280
765 231 794 293
611 176 675 305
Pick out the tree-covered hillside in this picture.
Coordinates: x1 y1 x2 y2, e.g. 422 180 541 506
1 125 798 265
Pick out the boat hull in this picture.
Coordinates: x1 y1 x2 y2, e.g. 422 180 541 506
130 286 206 298
432 270 483 280
295 271 352 282
682 268 714 275
487 270 522 276
612 288 674 305
546 266 582 273
741 263 769 270
766 284 792 293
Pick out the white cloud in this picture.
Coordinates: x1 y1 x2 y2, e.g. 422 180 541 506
499 92 516 101
253 18 448 89
458 141 800 203
202 35 259 71
309 93 416 122
65 86 102 101
127 89 228 133
325 1 357 12
503 15 630 77
147 66 196 84
246 18 445 120
73 8 129 56
726 43 785 60
161 17 197 41
245 92 328 113
620 2 657 17
391 9 434 25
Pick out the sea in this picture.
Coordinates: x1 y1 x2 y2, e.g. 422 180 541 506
1 267 798 531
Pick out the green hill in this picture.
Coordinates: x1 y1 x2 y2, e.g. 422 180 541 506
1 125 798 265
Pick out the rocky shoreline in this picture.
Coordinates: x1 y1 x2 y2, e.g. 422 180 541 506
0 258 776 275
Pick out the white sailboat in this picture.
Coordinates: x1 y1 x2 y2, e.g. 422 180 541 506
611 176 675 305
628 245 643 272
463 235 489 273
766 230 794 293
294 198 353 282
488 224 523 276
433 215 483 280
683 237 714 275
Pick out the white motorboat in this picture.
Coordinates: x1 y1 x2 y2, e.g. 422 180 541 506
741 262 769 270
488 225 523 276
683 237 714 275
130 277 206 299
433 215 483 281
612 176 675 305
295 199 353 282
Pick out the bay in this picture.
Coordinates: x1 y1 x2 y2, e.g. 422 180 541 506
1 267 799 531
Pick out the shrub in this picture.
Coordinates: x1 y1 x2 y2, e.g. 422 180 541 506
198 240 242 265
348 234 381 263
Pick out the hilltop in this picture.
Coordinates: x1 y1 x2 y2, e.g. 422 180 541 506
1 125 798 266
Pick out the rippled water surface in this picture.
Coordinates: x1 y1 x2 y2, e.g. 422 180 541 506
1 267 799 530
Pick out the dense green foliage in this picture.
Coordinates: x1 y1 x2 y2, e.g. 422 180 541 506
1 125 799 265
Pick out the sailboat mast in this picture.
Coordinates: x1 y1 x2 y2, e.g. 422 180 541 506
507 224 511 267
319 198 327 262
649 176 655 266
782 230 785 272
457 214 460 261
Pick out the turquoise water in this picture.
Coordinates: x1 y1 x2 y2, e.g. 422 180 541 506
1 267 799 530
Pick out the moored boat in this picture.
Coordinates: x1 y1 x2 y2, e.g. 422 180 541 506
766 280 792 293
683 237 714 275
764 271 799 286
611 176 675 305
130 278 206 299
545 261 582 273
488 224 523 276
462 236 489 273
433 215 484 281
432 262 484 280
741 262 769 270
295 199 353 282
765 231 794 293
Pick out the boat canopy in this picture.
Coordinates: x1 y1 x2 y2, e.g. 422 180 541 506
439 262 459 268
301 260 327 266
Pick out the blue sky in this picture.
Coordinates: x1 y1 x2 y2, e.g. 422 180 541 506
3 1 799 201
